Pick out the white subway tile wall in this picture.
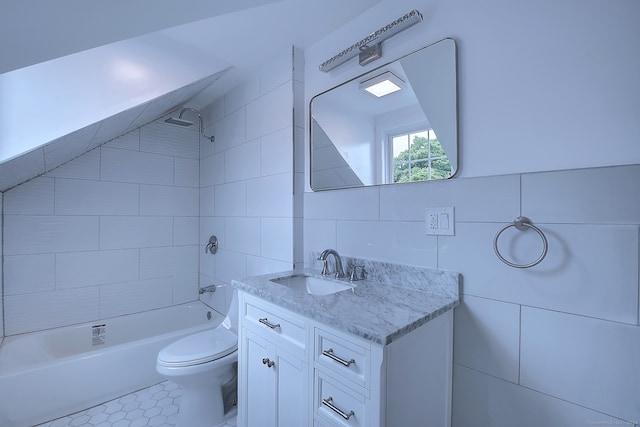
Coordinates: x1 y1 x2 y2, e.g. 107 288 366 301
453 295 521 383
198 46 300 293
4 253 56 294
452 365 628 427
3 125 200 335
100 147 175 185
246 173 293 217
303 164 640 425
3 177 55 215
44 148 101 180
521 307 640 422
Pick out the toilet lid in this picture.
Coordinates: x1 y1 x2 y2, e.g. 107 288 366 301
158 327 237 367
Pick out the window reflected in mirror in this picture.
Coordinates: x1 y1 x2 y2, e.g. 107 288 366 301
391 129 452 183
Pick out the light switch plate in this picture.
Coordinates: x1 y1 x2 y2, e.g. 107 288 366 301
425 207 455 236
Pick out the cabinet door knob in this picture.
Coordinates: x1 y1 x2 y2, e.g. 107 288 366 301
322 396 354 420
258 317 281 329
322 348 356 367
262 357 275 368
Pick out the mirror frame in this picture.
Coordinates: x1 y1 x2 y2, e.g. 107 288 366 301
309 38 458 191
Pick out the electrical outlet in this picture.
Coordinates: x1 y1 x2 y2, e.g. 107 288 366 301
425 207 455 236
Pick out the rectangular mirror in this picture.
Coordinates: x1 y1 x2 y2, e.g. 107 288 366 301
310 38 457 191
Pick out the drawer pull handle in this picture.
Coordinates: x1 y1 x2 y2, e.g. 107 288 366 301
262 357 275 368
322 396 354 420
322 348 355 367
259 317 280 329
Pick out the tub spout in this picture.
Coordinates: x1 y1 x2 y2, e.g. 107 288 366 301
199 285 216 294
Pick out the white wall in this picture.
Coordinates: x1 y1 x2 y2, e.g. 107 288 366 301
2 123 201 335
304 0 640 425
198 47 303 313
304 0 640 179
305 159 640 427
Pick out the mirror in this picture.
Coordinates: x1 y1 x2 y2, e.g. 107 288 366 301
310 38 457 191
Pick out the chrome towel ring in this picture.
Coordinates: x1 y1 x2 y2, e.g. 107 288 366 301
493 216 548 268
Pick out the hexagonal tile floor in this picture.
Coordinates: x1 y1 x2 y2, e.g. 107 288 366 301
35 381 237 427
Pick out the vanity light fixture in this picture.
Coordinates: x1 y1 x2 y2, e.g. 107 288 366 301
319 10 423 72
359 71 404 97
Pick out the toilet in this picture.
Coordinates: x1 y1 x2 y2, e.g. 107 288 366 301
156 291 239 427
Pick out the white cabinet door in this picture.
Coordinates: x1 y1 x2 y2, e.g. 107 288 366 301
240 300 310 427
275 346 308 427
242 329 309 427
244 329 277 427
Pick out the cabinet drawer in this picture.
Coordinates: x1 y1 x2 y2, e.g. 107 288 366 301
314 370 367 427
316 328 370 389
243 295 306 352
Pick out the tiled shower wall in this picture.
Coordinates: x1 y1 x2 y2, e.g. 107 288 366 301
304 164 640 425
2 123 200 335
198 47 303 313
0 46 303 337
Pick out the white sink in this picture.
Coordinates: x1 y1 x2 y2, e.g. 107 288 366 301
270 274 353 295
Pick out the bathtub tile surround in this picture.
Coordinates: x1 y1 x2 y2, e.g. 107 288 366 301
0 45 303 421
303 164 640 425
3 123 201 335
35 381 238 427
198 46 304 292
232 258 459 344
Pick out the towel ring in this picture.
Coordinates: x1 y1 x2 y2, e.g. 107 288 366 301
493 216 548 268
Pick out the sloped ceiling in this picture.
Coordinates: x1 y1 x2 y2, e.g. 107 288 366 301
0 0 282 75
0 0 382 191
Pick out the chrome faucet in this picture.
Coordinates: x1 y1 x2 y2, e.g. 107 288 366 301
318 249 345 278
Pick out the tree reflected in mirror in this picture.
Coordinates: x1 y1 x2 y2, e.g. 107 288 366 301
392 131 452 183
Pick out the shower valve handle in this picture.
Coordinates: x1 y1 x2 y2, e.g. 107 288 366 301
205 235 218 254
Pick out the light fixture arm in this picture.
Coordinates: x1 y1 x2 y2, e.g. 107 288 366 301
319 10 423 72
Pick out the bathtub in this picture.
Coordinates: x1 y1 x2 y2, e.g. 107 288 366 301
0 301 223 427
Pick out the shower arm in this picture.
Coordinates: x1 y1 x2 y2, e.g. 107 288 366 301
177 107 215 143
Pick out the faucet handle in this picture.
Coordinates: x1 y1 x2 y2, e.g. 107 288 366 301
349 264 365 282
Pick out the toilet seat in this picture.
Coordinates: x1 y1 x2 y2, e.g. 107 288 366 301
158 327 237 367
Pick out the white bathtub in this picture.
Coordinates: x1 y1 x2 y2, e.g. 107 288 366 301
0 301 223 427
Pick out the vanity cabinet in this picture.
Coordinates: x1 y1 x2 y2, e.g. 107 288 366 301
238 291 454 427
238 293 311 427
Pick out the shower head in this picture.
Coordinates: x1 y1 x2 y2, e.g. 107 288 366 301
164 117 194 127
163 107 215 142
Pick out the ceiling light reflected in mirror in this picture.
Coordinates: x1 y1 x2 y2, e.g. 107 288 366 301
360 71 404 97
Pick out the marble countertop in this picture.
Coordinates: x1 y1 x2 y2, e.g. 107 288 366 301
231 262 460 345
